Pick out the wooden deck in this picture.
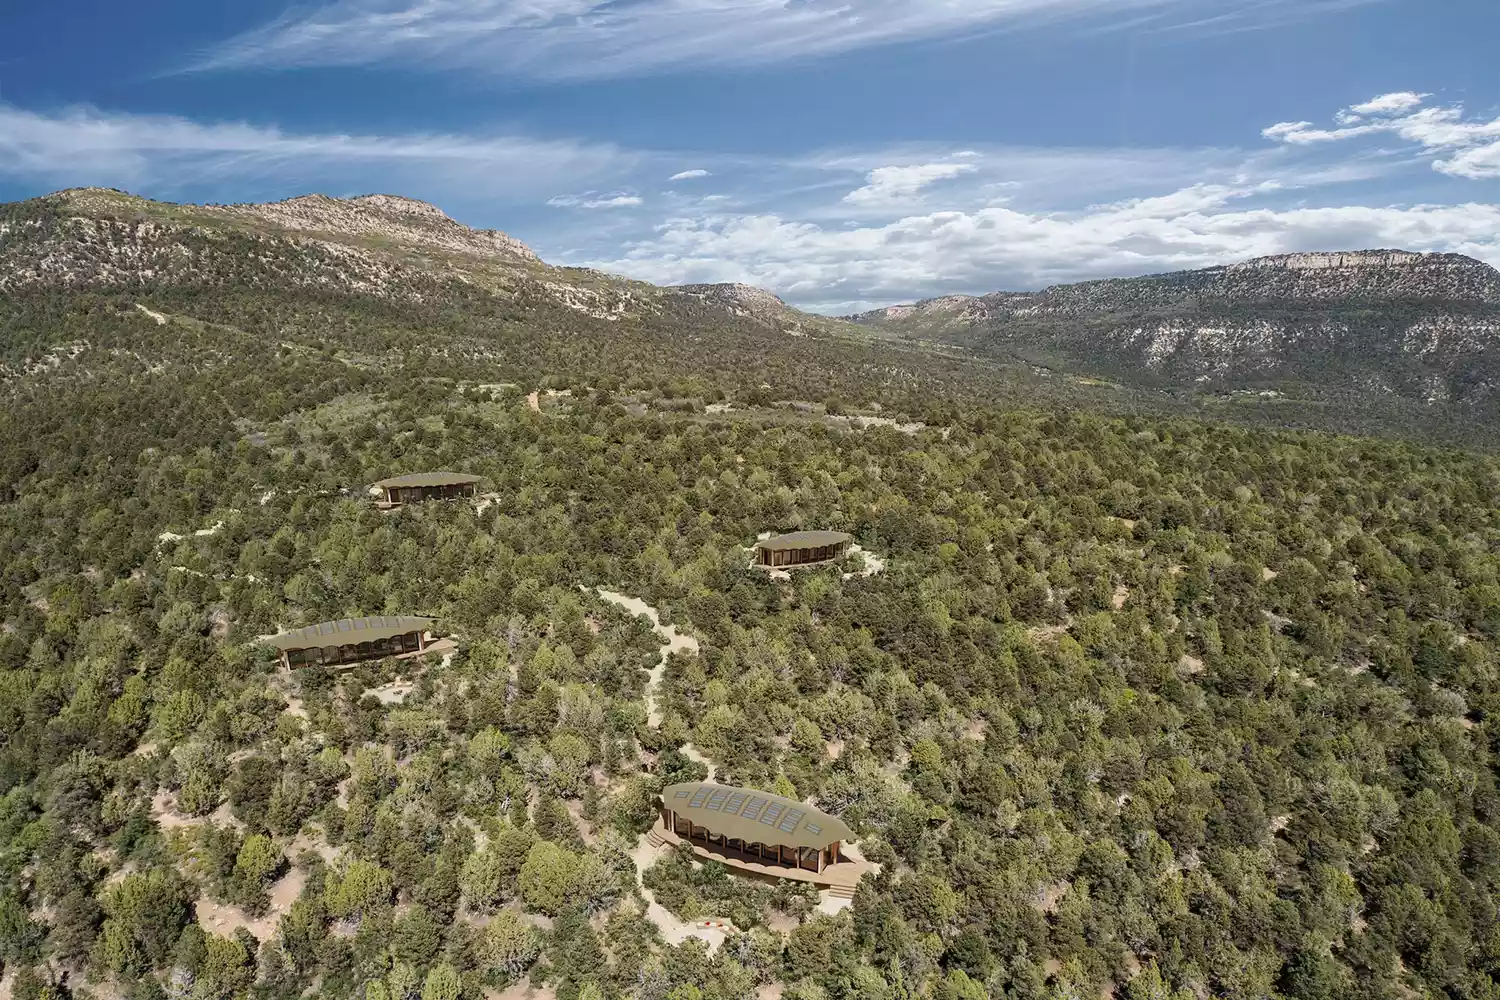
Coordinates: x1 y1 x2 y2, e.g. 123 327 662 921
649 818 875 898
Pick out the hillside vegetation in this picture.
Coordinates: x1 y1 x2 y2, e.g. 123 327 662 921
0 190 1498 1000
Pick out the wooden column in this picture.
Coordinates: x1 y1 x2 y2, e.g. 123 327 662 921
417 631 427 652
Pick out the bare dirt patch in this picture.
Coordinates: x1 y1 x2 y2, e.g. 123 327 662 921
1035 881 1070 915
194 866 306 942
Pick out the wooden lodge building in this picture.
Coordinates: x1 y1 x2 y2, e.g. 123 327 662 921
753 530 855 569
263 616 437 669
375 472 481 508
653 782 874 896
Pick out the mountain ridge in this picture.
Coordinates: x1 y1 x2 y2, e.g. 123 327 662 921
846 250 1500 406
1 188 860 336
5 188 1500 444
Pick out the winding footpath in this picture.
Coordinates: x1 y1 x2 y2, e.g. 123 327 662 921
588 588 728 950
594 590 701 731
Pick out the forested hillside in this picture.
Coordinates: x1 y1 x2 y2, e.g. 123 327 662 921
0 190 1498 1000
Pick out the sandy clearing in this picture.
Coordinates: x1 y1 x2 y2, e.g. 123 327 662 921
364 679 414 705
563 799 599 848
841 545 885 581
486 983 557 1000
815 892 852 916
1112 585 1130 610
1178 654 1205 674
1262 567 1279 581
288 830 341 865
194 866 306 941
680 745 718 783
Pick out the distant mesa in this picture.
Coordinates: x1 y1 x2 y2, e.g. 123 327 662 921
262 615 439 670
843 248 1500 407
754 530 855 570
374 472 482 508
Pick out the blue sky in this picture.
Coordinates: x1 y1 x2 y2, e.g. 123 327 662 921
1 0 1497 312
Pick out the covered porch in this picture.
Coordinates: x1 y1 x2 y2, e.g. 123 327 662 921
651 815 874 895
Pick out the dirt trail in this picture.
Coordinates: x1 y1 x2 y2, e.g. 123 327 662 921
627 837 729 951
588 587 725 950
136 304 168 325
593 589 699 729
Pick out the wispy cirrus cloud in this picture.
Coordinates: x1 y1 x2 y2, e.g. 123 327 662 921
192 0 1380 82
0 102 633 204
668 169 710 182
1265 91 1500 179
547 191 645 208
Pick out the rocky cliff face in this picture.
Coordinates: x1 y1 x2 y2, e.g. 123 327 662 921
848 251 1500 404
0 189 853 338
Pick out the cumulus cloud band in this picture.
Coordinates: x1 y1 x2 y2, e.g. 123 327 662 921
1265 91 1500 179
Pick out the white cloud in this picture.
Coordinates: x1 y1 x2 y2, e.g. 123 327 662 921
548 192 645 208
3 98 1495 317
669 169 710 181
194 0 1378 82
843 161 979 206
1349 91 1429 115
587 194 1500 314
1265 92 1500 179
0 102 632 203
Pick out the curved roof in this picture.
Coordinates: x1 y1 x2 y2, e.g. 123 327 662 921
374 472 482 489
262 616 435 651
664 782 853 849
756 530 854 552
